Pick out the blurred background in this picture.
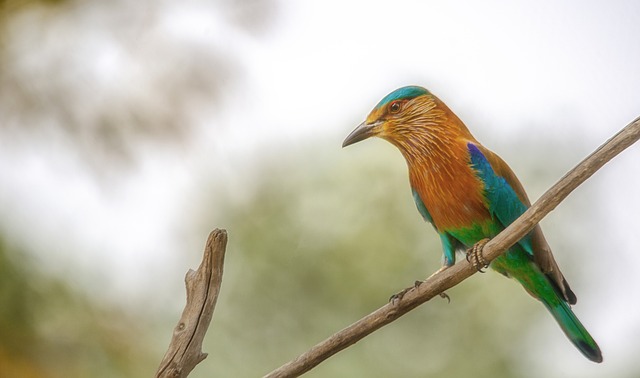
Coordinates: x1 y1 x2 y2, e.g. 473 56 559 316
1 0 639 377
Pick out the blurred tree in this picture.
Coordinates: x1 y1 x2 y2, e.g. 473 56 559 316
0 0 277 170
0 236 158 377
0 1 278 376
0 237 45 377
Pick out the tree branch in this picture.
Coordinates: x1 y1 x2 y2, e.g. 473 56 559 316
155 229 228 378
263 116 640 378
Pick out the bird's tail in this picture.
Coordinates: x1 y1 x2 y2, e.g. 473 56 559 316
540 293 603 363
495 249 602 362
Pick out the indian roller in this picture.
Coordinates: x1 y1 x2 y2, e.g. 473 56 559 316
342 86 602 363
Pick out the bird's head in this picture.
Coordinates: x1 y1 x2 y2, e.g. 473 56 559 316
342 85 435 148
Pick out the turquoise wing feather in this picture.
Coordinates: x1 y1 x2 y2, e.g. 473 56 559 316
467 142 534 255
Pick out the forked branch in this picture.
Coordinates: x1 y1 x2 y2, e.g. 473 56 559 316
155 229 227 378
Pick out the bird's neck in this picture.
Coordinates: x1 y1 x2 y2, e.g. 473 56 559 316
402 129 472 193
391 114 474 176
384 95 476 168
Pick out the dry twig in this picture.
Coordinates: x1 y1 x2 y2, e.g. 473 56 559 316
155 229 228 378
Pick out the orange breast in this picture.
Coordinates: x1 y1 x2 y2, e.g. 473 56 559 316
409 144 490 231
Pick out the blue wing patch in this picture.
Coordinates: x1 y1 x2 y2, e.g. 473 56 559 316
467 143 534 255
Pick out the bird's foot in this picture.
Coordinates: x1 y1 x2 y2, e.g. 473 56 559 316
465 238 490 273
428 267 452 303
439 292 451 303
389 266 452 304
389 280 423 304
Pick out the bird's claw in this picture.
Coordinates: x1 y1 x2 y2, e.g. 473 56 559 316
466 238 490 273
389 288 410 304
389 280 450 304
389 280 423 304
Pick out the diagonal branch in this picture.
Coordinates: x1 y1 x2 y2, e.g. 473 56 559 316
263 116 640 378
155 229 228 378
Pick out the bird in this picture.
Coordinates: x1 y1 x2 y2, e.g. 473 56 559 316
342 85 602 363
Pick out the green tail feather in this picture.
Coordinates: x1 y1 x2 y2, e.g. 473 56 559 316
492 249 602 362
543 298 603 363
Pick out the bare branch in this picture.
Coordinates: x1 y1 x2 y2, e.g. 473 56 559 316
156 229 228 378
264 116 640 378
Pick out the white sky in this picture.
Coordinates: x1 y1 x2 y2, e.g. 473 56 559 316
1 1 639 376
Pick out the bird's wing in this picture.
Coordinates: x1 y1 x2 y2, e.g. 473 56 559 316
467 143 530 239
467 142 577 304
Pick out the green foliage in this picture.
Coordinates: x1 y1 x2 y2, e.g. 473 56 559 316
0 238 156 377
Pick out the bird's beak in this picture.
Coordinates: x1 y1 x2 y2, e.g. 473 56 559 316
342 121 378 148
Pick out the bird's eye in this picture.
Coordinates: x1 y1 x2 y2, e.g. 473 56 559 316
389 101 402 114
